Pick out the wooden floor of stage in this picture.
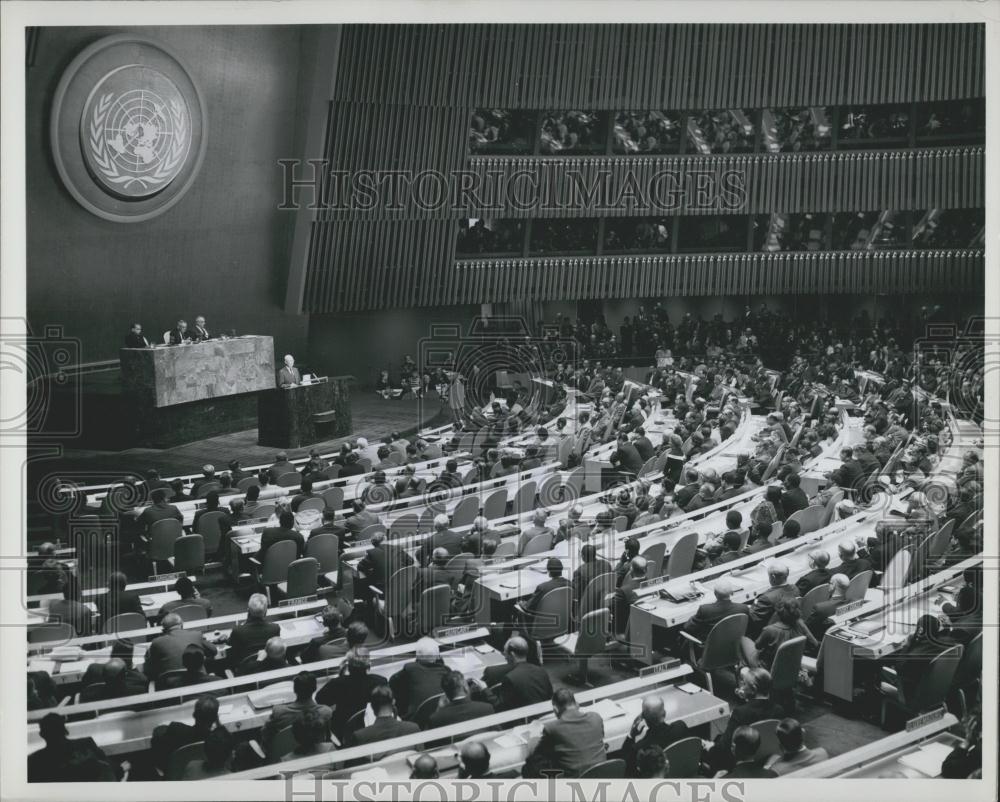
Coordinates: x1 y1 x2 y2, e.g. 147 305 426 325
30 393 451 483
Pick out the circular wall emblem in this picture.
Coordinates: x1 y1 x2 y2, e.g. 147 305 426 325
51 35 207 222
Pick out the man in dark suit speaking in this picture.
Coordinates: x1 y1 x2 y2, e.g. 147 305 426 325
125 323 151 348
279 354 301 388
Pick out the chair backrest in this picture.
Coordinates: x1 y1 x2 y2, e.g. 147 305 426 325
285 557 319 599
444 553 472 586
343 708 367 739
611 515 627 533
104 611 147 635
28 623 75 644
786 505 826 535
822 490 846 527
638 457 658 478
236 476 259 492
276 472 302 488
261 539 297 584
572 608 610 658
522 533 553 556
640 542 666 579
162 330 171 344
386 565 420 620
769 635 806 691
761 446 786 482
451 496 480 529
418 508 436 533
482 489 508 521
665 531 699 579
78 682 107 703
699 613 749 672
564 467 584 499
952 633 982 690
194 511 226 554
412 692 445 726
252 503 276 519
799 584 831 621
750 719 782 760
881 548 912 591
524 585 571 642
578 759 625 779
580 572 616 619
166 739 206 780
173 534 206 573
417 584 453 636
663 736 702 778
267 725 297 761
927 519 956 559
172 603 208 623
557 437 575 468
154 668 189 690
321 465 341 481
149 518 183 560
357 458 372 473
844 570 873 602
194 481 222 500
388 513 420 540
514 480 537 516
305 533 339 574
387 451 404 466
298 497 326 514
492 540 517 559
910 644 964 712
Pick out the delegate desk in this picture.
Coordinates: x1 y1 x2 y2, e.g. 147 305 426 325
119 335 276 448
27 638 502 755
258 376 353 449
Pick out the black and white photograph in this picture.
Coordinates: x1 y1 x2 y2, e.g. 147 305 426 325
0 2 996 800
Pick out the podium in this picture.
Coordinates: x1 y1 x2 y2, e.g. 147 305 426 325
257 376 353 448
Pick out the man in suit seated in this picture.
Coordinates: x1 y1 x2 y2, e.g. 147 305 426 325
190 465 220 498
410 754 439 779
261 671 332 755
804 573 850 640
748 561 797 636
780 473 809 518
720 726 778 778
458 741 518 779
255 510 305 564
681 578 751 645
124 322 151 348
96 570 143 625
190 315 211 342
47 575 93 637
611 556 647 639
138 488 183 533
388 637 450 721
357 530 415 591
460 516 500 557
267 451 296 483
151 695 233 776
227 593 280 666
832 538 872 579
338 452 367 479
158 576 214 621
167 319 192 345
524 689 606 778
416 513 463 566
517 557 571 621
289 477 322 512
572 544 612 606
144 613 218 682
317 647 388 739
236 636 292 675
474 636 552 711
347 685 420 746
619 695 689 777
795 549 832 596
711 531 745 566
427 670 495 729
79 654 149 700
517 509 554 556
344 499 379 539
764 718 829 775
159 645 215 689
28 712 116 782
298 605 348 663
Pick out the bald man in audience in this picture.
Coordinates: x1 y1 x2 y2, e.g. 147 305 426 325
805 573 850 640
518 509 554 555
389 637 450 721
682 578 751 643
458 741 517 779
475 636 552 711
237 636 291 675
832 539 872 579
410 754 439 779
227 594 280 666
748 561 797 635
144 613 218 682
620 695 689 777
795 549 832 596
417 513 462 566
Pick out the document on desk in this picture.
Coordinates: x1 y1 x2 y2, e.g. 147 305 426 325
28 659 56 675
589 699 628 719
247 682 295 709
898 742 953 777
494 732 528 749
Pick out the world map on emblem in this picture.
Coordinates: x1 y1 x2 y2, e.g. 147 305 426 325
81 65 192 198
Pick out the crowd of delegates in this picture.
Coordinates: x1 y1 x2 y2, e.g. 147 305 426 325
28 306 984 782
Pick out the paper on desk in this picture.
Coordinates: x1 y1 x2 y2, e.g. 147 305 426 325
28 659 56 675
494 732 528 749
677 682 703 694
898 742 953 777
58 660 94 675
589 699 628 719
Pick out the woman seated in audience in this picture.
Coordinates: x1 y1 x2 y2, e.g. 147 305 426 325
739 597 818 671
751 485 783 530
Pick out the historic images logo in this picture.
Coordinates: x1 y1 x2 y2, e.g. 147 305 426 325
83 69 191 197
50 35 207 222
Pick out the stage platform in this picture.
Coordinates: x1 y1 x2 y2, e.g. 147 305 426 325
28 390 450 489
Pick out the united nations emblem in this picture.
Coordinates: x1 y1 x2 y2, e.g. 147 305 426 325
51 35 207 222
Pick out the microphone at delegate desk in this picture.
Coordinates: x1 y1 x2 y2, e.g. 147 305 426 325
125 322 151 348
279 354 301 388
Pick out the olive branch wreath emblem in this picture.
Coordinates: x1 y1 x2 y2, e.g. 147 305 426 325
88 92 188 190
